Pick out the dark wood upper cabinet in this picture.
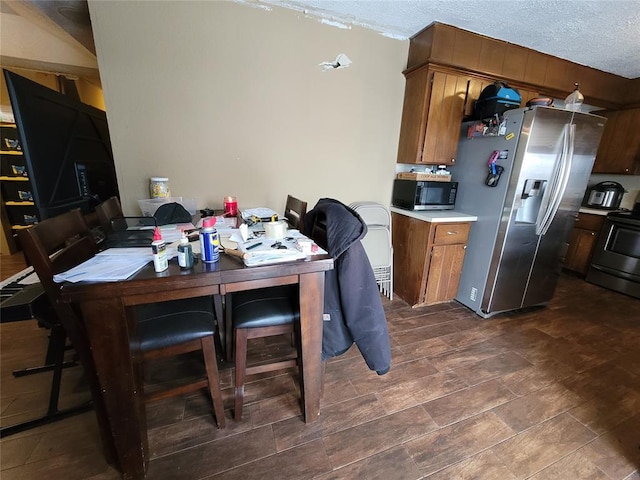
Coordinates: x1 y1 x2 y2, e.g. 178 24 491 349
592 108 640 175
397 68 471 165
397 23 639 168
405 23 638 109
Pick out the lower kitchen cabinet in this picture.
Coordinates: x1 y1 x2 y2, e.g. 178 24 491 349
392 212 471 307
563 213 605 275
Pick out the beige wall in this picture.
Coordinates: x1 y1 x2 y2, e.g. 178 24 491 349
88 0 408 216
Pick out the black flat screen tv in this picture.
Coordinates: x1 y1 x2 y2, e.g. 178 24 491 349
3 70 119 220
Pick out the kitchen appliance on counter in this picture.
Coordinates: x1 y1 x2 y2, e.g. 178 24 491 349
453 106 606 318
583 181 626 210
586 204 640 299
391 179 458 211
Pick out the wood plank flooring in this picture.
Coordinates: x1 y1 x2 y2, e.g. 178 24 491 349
1 252 639 479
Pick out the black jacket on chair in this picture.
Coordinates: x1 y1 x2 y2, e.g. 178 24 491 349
305 198 391 375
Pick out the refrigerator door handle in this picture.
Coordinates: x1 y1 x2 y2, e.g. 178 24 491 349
537 123 575 236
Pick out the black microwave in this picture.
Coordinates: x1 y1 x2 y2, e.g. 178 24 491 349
392 179 458 210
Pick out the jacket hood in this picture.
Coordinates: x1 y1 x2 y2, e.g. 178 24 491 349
305 198 367 259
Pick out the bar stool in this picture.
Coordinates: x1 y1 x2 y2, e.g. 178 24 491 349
228 285 300 421
20 209 226 430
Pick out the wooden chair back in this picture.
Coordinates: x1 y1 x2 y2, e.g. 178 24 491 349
18 209 98 301
95 196 123 233
284 195 307 233
17 209 116 461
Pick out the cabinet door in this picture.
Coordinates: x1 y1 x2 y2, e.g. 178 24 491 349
391 213 431 306
397 69 468 165
424 243 467 304
422 71 468 165
592 108 640 175
563 214 604 275
564 227 599 275
465 77 490 119
397 69 431 164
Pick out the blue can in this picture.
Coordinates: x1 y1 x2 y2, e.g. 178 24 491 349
199 217 220 263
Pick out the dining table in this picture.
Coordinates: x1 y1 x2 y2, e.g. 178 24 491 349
59 251 334 480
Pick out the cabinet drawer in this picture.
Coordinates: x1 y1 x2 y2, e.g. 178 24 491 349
433 223 470 245
575 213 605 232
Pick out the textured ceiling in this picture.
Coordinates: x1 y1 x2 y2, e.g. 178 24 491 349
266 0 640 79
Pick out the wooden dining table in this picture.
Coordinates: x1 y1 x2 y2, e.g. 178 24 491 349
60 252 334 480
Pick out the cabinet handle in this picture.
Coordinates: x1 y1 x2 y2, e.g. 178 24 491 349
446 231 458 235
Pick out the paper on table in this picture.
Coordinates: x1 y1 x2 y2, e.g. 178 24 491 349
53 249 153 283
159 223 195 243
236 234 326 267
97 246 177 259
194 216 234 229
241 208 278 220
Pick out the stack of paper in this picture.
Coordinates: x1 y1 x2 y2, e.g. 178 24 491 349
53 249 153 283
241 208 279 221
236 231 326 267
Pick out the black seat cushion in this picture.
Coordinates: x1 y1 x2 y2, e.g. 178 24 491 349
136 296 216 351
231 285 299 329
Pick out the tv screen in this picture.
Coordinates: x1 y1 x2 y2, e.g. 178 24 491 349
3 70 119 220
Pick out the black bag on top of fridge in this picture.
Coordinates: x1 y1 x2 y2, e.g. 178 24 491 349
473 82 522 120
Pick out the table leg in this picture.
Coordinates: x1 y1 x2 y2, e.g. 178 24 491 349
80 298 147 480
297 271 325 422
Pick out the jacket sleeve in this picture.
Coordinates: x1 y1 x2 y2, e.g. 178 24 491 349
337 241 391 374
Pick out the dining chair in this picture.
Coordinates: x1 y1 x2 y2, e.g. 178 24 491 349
226 285 300 421
224 194 309 420
15 209 114 444
94 197 225 338
19 208 227 429
284 195 307 233
95 195 123 233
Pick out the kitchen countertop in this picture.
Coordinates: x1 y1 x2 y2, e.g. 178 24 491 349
579 207 622 216
390 206 478 223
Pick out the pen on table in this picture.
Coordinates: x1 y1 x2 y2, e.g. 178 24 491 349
246 241 262 250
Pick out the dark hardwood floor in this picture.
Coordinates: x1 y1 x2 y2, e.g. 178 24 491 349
1 252 639 479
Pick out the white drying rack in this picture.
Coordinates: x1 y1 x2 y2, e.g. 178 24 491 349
350 202 393 300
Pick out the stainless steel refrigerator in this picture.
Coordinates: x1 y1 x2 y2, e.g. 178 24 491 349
453 106 606 318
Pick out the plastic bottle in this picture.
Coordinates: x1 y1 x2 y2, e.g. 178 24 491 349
564 83 584 112
177 230 194 269
149 177 170 199
151 227 168 272
199 217 220 263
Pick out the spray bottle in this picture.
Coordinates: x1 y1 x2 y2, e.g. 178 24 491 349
151 227 168 272
177 229 194 269
199 217 220 263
